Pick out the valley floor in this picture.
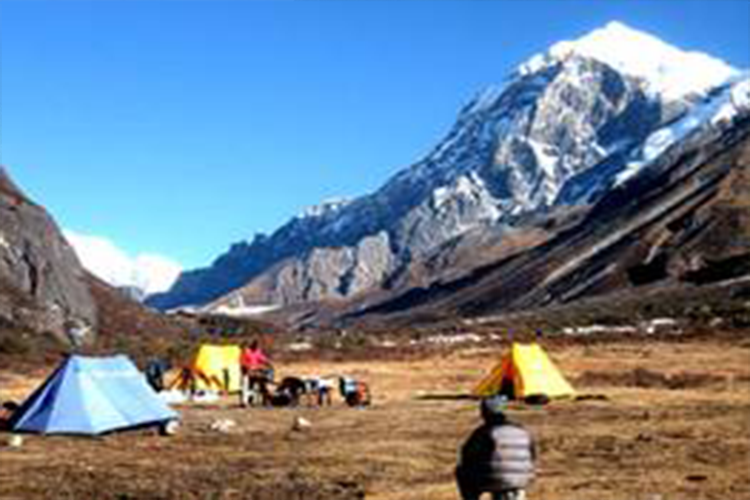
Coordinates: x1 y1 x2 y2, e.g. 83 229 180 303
1 338 749 500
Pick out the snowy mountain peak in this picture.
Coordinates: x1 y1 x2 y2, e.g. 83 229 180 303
151 24 748 312
64 230 183 296
519 21 738 100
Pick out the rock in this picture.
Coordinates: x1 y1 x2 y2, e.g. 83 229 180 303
5 434 23 448
291 416 312 432
208 418 236 433
160 420 180 436
148 27 746 318
0 168 97 344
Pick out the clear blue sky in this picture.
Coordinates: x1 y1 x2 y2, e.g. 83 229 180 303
1 0 748 268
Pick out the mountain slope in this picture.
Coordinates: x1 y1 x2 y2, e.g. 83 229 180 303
0 168 193 366
352 95 750 324
0 168 97 345
149 22 743 315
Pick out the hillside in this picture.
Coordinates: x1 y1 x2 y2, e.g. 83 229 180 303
149 23 748 325
0 168 193 367
346 112 750 327
0 168 97 350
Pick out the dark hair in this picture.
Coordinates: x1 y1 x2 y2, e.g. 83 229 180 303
480 397 507 423
2 401 19 412
250 340 260 350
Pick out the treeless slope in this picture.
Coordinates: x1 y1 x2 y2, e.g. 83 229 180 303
353 116 750 324
85 275 193 363
0 167 96 343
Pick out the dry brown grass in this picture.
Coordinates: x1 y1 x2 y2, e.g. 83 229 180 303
1 338 749 500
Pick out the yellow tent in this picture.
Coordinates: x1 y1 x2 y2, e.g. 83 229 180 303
169 344 242 393
473 343 575 399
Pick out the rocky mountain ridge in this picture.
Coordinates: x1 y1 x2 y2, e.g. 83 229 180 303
347 93 750 325
0 168 97 345
148 22 746 315
0 169 195 359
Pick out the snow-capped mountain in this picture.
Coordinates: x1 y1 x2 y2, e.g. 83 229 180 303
518 21 737 100
147 22 748 313
63 230 182 298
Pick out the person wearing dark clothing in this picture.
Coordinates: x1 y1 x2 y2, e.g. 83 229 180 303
0 401 19 431
456 397 536 500
145 359 171 393
339 376 371 407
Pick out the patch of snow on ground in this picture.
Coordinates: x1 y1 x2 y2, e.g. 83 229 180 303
641 318 680 335
286 341 314 352
562 325 639 336
411 333 485 345
212 304 281 317
561 319 681 337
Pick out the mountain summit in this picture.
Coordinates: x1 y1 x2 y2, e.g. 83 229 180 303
518 21 737 100
148 22 747 316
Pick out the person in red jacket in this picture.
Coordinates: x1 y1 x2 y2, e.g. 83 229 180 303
240 340 273 406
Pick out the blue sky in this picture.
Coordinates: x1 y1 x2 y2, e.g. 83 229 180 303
1 0 749 271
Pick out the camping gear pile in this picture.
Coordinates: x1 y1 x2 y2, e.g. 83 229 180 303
1 341 371 441
162 343 371 408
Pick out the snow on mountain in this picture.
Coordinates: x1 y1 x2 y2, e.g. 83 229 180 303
616 74 750 186
300 197 353 219
150 22 747 311
64 230 182 296
518 21 738 101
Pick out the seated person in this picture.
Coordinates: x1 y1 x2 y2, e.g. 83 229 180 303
145 358 171 393
0 401 19 430
340 377 371 407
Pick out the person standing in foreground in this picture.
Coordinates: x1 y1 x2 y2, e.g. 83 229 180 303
456 397 536 500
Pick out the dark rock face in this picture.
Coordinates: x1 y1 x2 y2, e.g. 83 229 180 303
0 169 96 343
149 56 674 311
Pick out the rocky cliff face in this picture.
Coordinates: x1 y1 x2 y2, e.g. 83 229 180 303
0 169 97 344
352 84 750 324
148 22 743 314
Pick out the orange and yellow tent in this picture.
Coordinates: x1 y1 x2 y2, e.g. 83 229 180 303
473 342 575 399
169 344 242 393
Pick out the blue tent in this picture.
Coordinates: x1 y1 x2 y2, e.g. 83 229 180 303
11 354 178 435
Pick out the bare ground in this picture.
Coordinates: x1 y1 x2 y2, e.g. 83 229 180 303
1 338 749 500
